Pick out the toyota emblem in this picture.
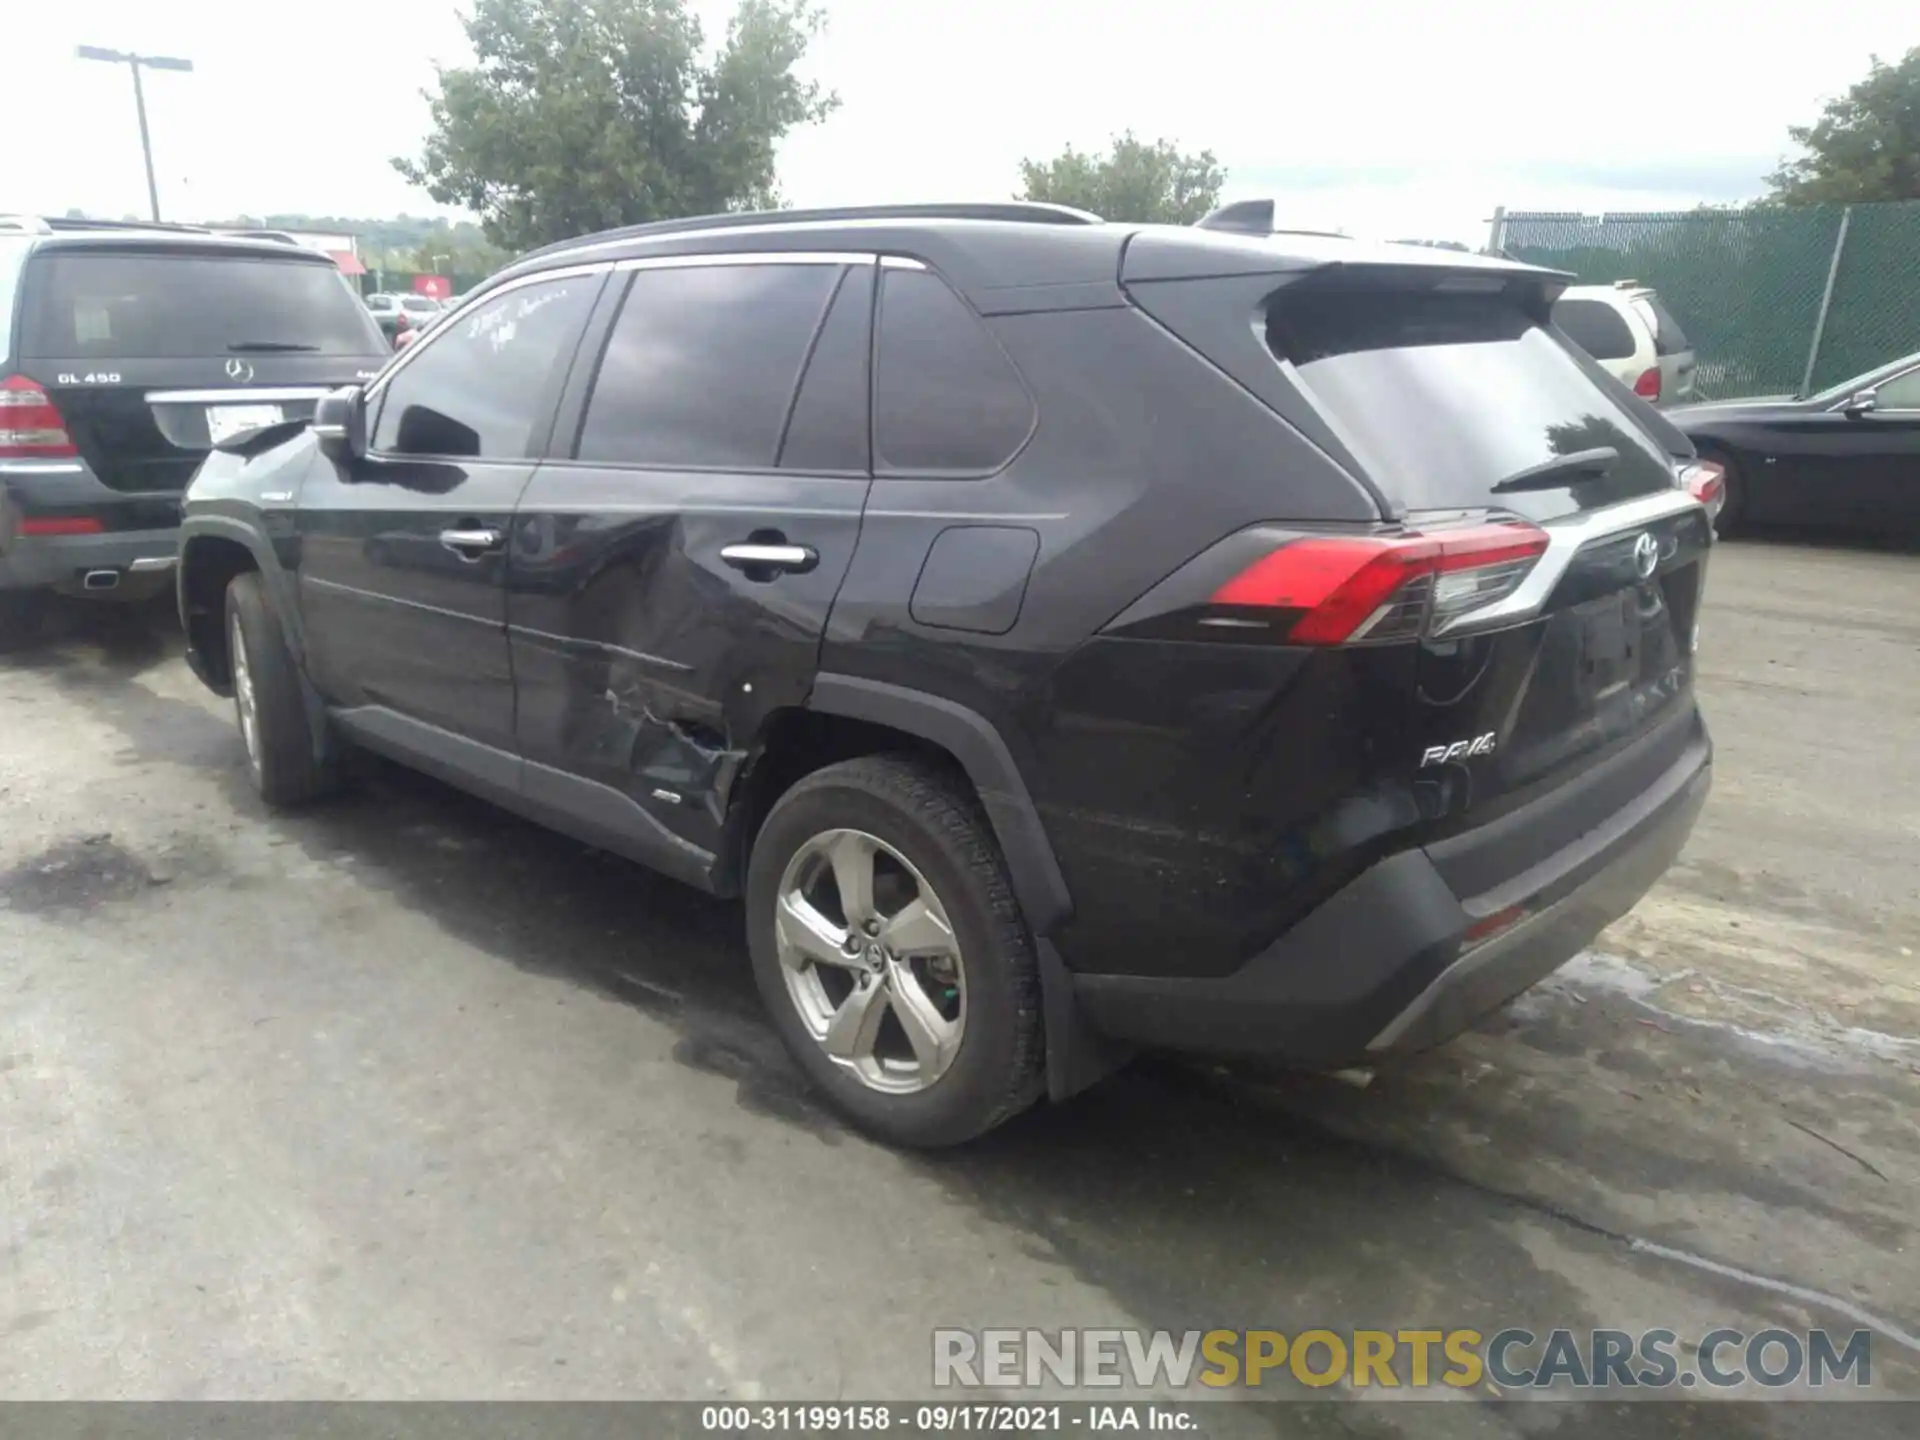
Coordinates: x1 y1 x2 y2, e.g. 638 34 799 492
1632 531 1659 580
224 358 254 383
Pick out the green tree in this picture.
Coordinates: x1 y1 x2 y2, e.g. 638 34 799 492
1768 47 1920 203
395 0 839 252
1016 132 1225 224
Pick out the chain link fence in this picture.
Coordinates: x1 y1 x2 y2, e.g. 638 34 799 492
1493 202 1920 399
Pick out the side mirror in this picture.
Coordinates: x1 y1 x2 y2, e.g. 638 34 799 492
1843 388 1878 418
311 385 367 464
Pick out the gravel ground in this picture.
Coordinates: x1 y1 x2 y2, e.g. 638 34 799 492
1 536 1916 1433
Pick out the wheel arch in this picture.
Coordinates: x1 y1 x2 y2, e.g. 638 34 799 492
178 517 301 691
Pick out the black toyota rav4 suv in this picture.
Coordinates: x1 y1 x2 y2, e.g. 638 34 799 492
175 202 1714 1147
0 217 389 645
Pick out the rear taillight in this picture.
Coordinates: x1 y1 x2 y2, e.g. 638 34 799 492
1633 367 1662 401
1210 521 1551 645
1678 459 1724 509
0 375 78 459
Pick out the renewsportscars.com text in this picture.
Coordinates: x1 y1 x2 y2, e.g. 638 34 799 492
933 1327 1874 1393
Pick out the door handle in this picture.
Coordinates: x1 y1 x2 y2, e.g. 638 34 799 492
719 542 818 575
439 526 505 560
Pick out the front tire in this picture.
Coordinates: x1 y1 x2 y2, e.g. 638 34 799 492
746 755 1044 1147
224 572 336 807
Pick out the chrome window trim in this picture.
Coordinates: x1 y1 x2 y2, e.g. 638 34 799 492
1437 488 1707 636
1823 362 1920 414
146 387 334 405
613 250 878 273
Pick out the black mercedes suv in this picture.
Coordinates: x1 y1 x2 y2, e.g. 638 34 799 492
0 217 390 646
175 202 1715 1147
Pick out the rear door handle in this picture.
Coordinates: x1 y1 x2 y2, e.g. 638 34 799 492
719 542 818 575
440 526 505 559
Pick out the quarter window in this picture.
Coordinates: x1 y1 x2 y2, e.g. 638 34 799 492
371 275 595 459
873 267 1034 476
1551 298 1637 362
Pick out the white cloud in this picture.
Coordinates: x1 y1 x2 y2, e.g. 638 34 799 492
1 0 1909 245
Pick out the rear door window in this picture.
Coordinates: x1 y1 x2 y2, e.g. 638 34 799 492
1550 298 1637 361
575 262 839 469
20 252 387 357
873 266 1034 476
1269 287 1677 517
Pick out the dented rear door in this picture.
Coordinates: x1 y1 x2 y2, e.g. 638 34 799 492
506 256 875 864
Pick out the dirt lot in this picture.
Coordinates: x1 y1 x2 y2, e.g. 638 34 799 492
1 537 1916 1431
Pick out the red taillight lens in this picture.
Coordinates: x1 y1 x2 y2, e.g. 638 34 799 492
1633 367 1662 401
0 374 79 459
1679 459 1724 508
17 515 104 537
1211 522 1551 645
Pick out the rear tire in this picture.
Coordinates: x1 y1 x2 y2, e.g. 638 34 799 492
0 590 47 653
224 572 337 807
745 755 1045 1148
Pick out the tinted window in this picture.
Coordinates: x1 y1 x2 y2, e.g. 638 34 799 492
576 263 836 469
1270 289 1677 517
1551 298 1637 361
21 253 386 357
372 275 595 459
779 264 872 473
1635 294 1691 355
0 238 30 365
1875 366 1920 410
873 267 1034 475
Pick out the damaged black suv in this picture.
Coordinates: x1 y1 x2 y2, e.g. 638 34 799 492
176 202 1714 1147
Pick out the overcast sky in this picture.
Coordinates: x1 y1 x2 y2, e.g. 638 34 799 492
4 1 1912 244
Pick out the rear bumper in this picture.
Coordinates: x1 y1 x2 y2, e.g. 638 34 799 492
0 463 179 595
1071 716 1711 1067
0 526 179 594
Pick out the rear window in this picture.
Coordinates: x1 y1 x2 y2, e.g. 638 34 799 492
0 238 30 364
1269 288 1677 516
20 252 387 358
1550 297 1637 361
1633 294 1691 356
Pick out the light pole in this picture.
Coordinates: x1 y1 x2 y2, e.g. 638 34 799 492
76 45 195 223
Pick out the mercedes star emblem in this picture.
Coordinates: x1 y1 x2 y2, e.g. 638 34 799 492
225 358 254 383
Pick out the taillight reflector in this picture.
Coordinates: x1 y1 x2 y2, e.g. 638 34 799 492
0 374 79 459
1633 367 1662 400
17 515 105 537
1211 523 1551 645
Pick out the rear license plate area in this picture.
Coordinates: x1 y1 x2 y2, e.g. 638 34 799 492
206 404 285 444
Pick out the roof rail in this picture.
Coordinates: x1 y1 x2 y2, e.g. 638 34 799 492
518 201 1104 264
0 215 54 235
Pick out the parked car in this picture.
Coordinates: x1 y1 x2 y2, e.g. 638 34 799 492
1668 349 1920 535
364 293 442 349
0 215 389 647
1551 282 1697 406
176 202 1713 1147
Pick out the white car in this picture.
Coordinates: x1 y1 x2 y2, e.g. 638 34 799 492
1551 282 1697 407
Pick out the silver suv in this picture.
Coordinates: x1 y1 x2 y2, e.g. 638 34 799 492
1551 282 1697 406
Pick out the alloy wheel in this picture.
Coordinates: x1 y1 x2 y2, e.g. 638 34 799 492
231 613 260 770
773 828 966 1095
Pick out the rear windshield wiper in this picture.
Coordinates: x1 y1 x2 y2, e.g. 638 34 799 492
227 340 320 353
1491 446 1619 493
